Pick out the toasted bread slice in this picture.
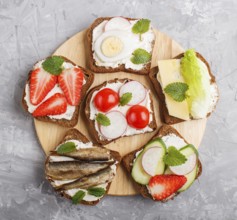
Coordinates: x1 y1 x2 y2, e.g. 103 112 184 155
85 78 157 145
22 56 94 127
45 129 121 206
149 52 219 124
122 125 202 202
86 17 155 75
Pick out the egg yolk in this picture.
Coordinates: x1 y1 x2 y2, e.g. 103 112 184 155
101 36 124 58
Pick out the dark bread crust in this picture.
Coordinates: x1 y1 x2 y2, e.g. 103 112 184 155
122 125 202 202
21 56 94 127
84 78 157 145
45 128 121 206
148 52 219 125
86 17 155 75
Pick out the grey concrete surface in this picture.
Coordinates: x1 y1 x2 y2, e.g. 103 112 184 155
0 0 237 219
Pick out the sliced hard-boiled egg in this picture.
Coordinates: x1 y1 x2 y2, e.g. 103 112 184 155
94 30 136 63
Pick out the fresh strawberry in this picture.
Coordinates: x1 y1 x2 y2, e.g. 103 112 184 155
30 68 57 105
148 175 187 201
58 67 84 106
32 93 67 117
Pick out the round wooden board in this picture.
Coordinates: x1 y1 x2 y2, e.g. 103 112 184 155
34 29 206 196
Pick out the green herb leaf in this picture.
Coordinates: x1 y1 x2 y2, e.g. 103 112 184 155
57 142 76 154
163 146 187 166
96 113 111 126
72 190 86 204
88 187 106 197
164 82 189 102
132 19 151 40
130 48 151 64
42 56 64 75
120 92 132 106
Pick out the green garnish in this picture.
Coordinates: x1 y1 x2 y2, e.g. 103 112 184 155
88 187 106 197
180 49 205 109
120 92 132 106
164 82 189 102
132 19 151 41
130 48 151 64
163 146 187 166
72 190 86 204
57 142 76 154
42 56 64 75
96 113 111 126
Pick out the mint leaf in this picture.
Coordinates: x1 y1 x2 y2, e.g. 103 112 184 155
88 187 106 197
96 113 111 126
164 82 189 102
130 48 151 64
132 19 151 40
163 146 187 166
72 190 85 204
120 92 132 106
57 142 76 154
42 56 64 75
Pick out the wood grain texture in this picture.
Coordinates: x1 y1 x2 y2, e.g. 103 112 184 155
34 29 206 196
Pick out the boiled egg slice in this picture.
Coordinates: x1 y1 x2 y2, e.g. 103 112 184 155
94 30 136 63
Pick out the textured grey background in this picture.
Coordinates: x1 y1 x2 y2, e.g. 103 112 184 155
0 0 236 219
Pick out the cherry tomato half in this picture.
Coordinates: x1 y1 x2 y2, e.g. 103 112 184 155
93 88 119 112
126 105 150 129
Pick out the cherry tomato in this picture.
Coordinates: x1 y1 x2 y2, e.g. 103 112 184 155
94 88 119 112
126 105 150 129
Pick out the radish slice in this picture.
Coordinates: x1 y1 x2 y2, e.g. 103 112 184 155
169 154 197 175
142 147 163 176
100 111 127 139
119 81 147 106
104 17 131 31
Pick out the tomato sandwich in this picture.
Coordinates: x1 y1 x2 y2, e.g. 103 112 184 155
85 79 157 145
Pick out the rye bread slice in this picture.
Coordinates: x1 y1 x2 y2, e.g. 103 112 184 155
85 78 157 145
22 56 94 127
148 52 219 125
45 128 121 206
122 125 202 202
86 17 155 75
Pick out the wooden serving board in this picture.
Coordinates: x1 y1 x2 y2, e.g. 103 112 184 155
34 29 206 196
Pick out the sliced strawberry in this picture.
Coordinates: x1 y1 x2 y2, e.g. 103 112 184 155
148 175 187 201
58 67 84 106
30 68 57 105
32 93 67 117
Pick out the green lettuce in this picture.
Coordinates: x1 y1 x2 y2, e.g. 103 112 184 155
180 49 205 109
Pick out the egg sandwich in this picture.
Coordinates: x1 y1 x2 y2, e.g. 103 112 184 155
87 17 155 74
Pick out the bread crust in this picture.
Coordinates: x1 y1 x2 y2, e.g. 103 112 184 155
45 128 121 206
86 17 155 75
122 125 202 202
148 52 219 124
84 78 157 145
21 56 94 127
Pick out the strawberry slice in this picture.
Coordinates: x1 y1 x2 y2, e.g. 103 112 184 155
148 175 187 201
58 67 84 106
30 68 57 105
32 93 67 117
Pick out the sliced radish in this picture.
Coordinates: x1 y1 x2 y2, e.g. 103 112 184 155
142 147 163 176
169 154 197 175
119 81 147 106
100 111 127 139
104 17 131 31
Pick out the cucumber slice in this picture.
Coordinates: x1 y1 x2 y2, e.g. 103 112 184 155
165 144 199 192
131 138 166 185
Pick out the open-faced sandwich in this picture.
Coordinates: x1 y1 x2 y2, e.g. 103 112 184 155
87 17 155 74
22 56 94 127
122 125 202 202
149 49 219 124
45 129 121 205
85 79 157 145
